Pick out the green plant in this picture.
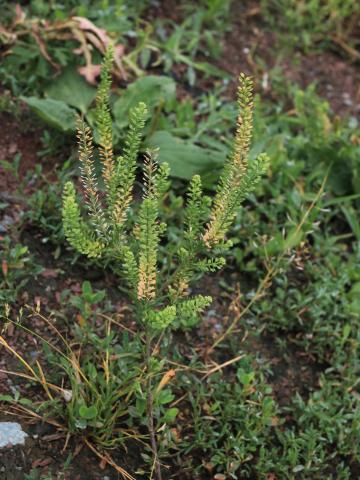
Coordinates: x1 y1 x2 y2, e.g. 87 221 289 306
23 452 72 479
0 152 22 182
38 321 144 448
61 46 268 477
178 358 277 478
0 237 42 306
254 253 360 362
153 13 228 86
65 280 106 326
0 2 146 96
24 470 53 480
261 0 360 53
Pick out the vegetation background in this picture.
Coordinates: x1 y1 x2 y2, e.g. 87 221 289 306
0 0 360 479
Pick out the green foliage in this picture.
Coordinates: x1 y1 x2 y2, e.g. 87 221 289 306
21 96 76 132
261 0 360 51
67 280 106 325
45 68 96 114
62 48 268 333
39 327 144 448
255 254 360 362
62 182 104 258
5 4 360 478
254 366 360 479
178 359 277 478
0 2 147 96
113 76 176 130
152 8 229 85
147 130 225 185
24 470 53 480
0 237 42 305
25 162 72 248
175 295 212 328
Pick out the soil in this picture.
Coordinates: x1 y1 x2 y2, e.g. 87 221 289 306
0 112 59 194
213 1 360 119
1 1 360 478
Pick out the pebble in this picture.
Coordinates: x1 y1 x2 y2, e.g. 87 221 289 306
0 422 28 448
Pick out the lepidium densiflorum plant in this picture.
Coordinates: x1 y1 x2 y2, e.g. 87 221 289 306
62 45 269 478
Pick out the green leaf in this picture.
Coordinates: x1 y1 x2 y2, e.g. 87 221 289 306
293 465 305 473
113 76 176 128
82 280 93 297
92 291 106 303
283 227 303 251
342 324 351 342
157 388 175 405
237 369 255 386
348 282 360 315
0 395 14 402
45 68 96 114
87 363 97 381
79 405 98 420
135 397 146 416
164 407 179 423
147 131 225 185
21 96 76 132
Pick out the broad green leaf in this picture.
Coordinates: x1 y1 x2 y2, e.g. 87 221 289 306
79 405 98 420
147 130 225 185
157 388 175 405
45 68 96 114
135 397 146 416
21 96 76 132
348 282 360 315
82 280 92 297
164 407 179 423
342 324 351 342
113 76 176 128
283 227 303 251
0 395 14 402
237 369 255 386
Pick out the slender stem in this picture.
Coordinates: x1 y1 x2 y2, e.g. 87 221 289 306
146 330 162 480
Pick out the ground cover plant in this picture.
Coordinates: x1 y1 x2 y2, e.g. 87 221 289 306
1 0 360 479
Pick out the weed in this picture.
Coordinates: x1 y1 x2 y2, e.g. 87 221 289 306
254 252 360 362
0 237 42 306
0 152 22 182
61 280 106 327
261 0 360 54
25 470 53 480
178 359 276 478
60 46 268 477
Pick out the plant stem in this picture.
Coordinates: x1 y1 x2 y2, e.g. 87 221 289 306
146 330 162 480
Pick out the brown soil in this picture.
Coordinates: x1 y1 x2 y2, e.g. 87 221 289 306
0 418 119 480
0 112 55 193
215 1 360 118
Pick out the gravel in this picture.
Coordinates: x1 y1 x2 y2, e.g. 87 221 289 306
0 422 28 448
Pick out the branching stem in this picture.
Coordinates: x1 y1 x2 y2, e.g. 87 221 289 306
145 329 162 480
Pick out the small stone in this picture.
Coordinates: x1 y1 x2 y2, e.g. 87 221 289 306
62 389 73 402
8 143 18 154
0 422 28 448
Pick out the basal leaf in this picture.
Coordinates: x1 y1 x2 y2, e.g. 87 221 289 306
79 405 98 420
147 130 225 186
21 96 76 132
45 67 96 114
113 76 176 128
